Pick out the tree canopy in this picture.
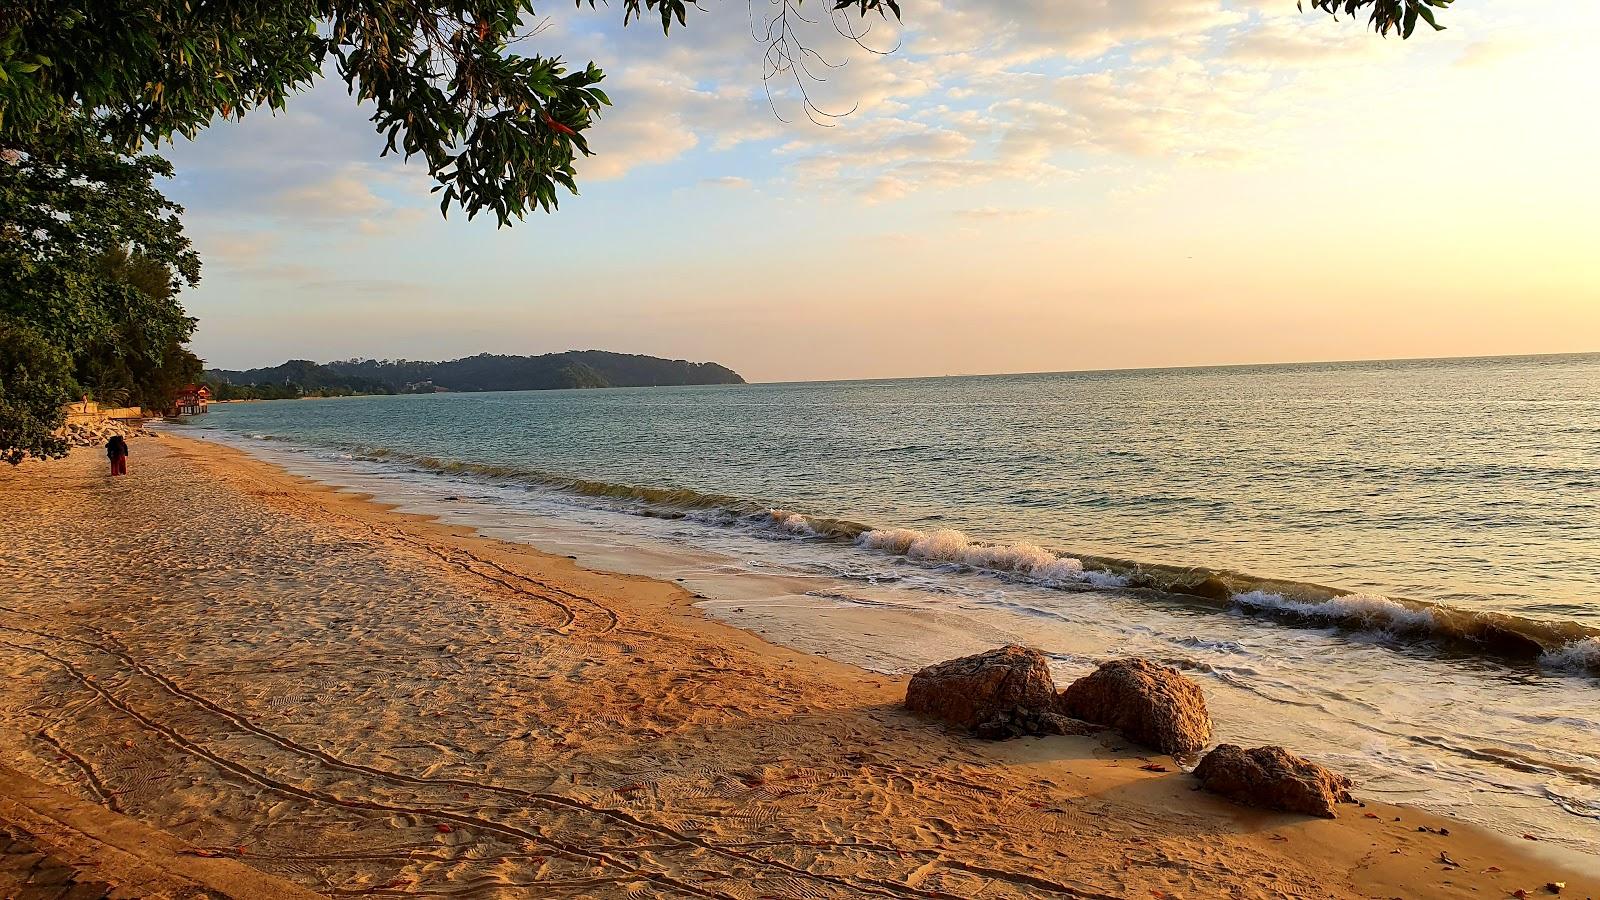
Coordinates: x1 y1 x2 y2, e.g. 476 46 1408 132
1 0 1453 225
0 119 202 461
0 318 75 464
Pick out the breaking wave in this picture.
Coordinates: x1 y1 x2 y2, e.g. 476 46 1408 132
1541 637 1600 675
856 527 1129 588
1224 589 1600 669
1232 590 1441 635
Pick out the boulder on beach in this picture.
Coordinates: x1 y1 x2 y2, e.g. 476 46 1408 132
1192 744 1356 818
905 645 1059 734
1056 657 1211 756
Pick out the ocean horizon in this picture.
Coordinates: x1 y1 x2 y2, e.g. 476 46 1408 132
740 349 1600 386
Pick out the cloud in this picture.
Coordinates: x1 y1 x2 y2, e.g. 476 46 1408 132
581 117 701 180
910 0 1246 59
1454 39 1531 69
954 206 1051 220
275 167 389 220
1036 60 1279 160
164 77 437 239
563 0 1385 201
249 164 430 237
356 208 426 237
700 176 752 189
194 230 276 269
1222 19 1383 65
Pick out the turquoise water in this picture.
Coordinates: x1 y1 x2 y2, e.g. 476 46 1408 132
187 352 1600 857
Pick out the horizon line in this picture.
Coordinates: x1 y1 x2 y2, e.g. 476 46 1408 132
207 347 1599 388
751 348 1600 386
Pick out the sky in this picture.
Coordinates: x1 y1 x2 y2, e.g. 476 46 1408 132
163 0 1600 383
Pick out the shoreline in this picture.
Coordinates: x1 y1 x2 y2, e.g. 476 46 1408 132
0 433 1593 897
181 421 1600 677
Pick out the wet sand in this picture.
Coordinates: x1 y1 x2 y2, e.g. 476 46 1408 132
0 434 1592 898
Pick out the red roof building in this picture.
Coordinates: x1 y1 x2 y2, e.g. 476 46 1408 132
170 384 211 417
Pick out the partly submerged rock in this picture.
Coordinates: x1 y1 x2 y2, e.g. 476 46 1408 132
1192 744 1356 818
905 645 1059 734
1056 657 1211 756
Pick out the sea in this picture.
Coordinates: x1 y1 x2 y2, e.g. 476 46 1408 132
178 352 1600 861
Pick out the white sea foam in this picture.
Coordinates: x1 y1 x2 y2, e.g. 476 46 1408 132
766 509 820 536
1541 637 1600 674
856 526 1127 588
1231 589 1439 634
1081 569 1131 589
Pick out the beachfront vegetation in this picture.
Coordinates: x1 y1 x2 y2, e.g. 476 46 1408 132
206 381 380 402
0 118 202 462
0 319 76 464
0 0 1452 226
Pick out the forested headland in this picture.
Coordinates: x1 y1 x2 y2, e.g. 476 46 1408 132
204 351 745 400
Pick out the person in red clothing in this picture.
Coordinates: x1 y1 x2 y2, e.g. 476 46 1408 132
106 434 128 475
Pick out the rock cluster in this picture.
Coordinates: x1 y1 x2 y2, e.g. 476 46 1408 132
1192 744 1356 818
904 649 1212 752
59 420 147 449
904 646 1359 817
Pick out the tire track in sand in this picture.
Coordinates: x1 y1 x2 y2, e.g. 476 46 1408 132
0 627 1108 899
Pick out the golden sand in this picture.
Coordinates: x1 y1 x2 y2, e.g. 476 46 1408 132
0 434 1592 898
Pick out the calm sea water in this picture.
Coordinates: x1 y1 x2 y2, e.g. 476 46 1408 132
186 352 1600 860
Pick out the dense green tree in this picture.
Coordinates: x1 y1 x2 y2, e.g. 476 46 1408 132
73 245 204 410
0 0 1452 225
0 319 75 464
0 118 202 461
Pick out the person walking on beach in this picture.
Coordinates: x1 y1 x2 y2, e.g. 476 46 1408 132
106 434 128 476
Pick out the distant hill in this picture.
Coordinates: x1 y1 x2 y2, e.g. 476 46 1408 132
204 351 745 399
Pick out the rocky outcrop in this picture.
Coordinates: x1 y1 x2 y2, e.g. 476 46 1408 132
1056 658 1211 756
905 645 1060 735
58 420 146 449
1192 744 1356 818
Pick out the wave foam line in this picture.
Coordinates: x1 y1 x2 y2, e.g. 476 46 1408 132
1541 637 1600 675
1230 590 1600 675
1232 590 1440 634
857 527 1129 588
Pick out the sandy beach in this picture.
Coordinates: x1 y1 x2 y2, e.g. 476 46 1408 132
0 434 1593 899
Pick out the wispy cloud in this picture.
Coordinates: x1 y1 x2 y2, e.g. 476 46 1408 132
700 176 753 190
954 206 1051 221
